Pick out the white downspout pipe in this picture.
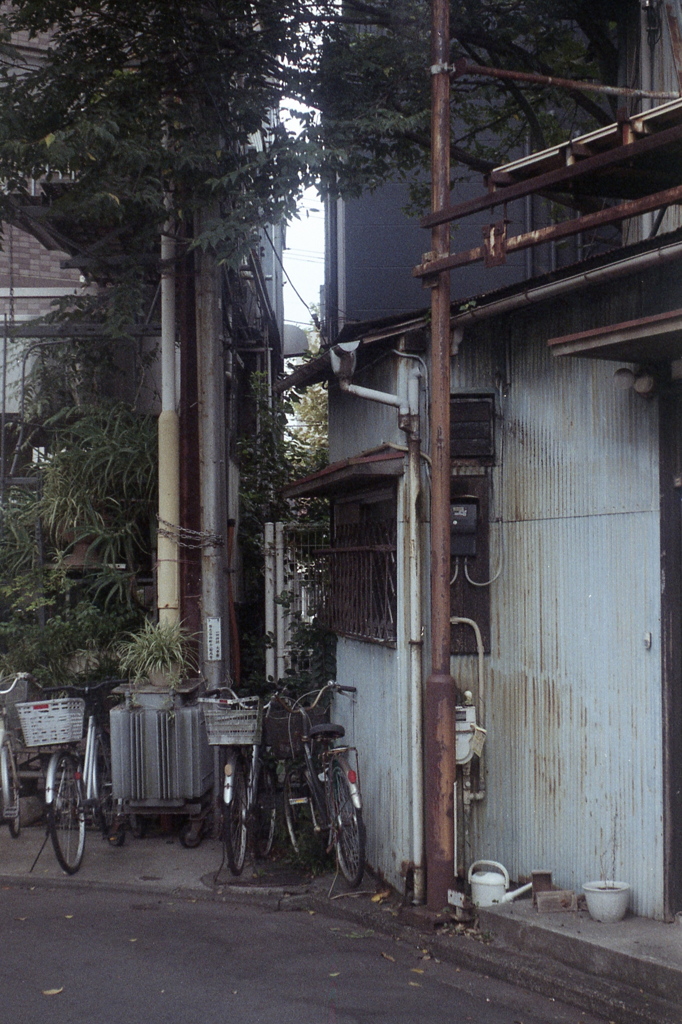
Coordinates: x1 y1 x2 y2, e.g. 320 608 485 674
407 417 425 903
157 218 180 626
332 346 425 901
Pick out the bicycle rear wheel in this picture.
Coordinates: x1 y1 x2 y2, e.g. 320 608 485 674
224 753 248 875
329 758 366 887
254 764 277 859
92 730 116 837
47 752 86 875
1 738 20 838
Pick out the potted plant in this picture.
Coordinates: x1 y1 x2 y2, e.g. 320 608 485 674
582 879 631 923
583 816 630 923
114 620 198 691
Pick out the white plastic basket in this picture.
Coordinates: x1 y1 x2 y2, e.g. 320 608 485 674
199 696 262 746
16 698 85 747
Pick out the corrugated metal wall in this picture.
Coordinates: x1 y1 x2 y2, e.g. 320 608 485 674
455 319 665 918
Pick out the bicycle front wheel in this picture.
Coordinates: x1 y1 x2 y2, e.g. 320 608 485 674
329 758 366 887
254 764 277 859
47 753 86 874
224 754 248 875
283 763 314 854
1 739 20 838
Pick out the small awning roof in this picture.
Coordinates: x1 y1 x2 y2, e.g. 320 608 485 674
548 308 682 362
282 447 404 499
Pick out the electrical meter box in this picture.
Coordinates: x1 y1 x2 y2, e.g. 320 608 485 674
450 499 478 556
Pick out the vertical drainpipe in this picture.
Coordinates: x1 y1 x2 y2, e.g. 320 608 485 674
406 371 425 904
157 217 180 626
424 0 456 911
195 211 228 688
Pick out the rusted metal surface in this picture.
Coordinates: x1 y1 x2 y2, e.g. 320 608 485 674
425 0 457 912
415 183 682 277
454 321 665 918
452 58 680 100
548 307 682 361
421 121 682 229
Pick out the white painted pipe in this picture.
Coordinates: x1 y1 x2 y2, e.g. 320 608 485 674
338 378 407 415
407 432 425 903
450 616 485 727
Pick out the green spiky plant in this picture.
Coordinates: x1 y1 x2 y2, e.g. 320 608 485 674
114 620 199 689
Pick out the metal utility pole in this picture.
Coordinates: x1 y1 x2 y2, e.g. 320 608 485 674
424 0 457 911
195 210 228 688
157 218 180 625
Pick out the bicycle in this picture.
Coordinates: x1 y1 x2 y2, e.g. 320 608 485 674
269 682 365 888
17 678 122 874
0 674 33 837
199 688 277 876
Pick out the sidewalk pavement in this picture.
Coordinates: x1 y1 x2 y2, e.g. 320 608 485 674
1 823 681 1024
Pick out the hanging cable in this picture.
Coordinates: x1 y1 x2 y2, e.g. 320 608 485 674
262 225 321 334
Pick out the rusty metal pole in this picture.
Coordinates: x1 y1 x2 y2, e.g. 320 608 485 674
424 0 456 911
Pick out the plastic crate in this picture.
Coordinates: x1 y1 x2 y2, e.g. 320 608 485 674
16 698 85 747
263 702 329 760
198 696 262 746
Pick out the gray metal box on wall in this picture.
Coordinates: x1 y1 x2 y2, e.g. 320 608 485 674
110 702 213 804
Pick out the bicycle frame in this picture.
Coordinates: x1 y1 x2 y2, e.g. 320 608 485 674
223 741 261 809
82 714 99 805
301 739 362 839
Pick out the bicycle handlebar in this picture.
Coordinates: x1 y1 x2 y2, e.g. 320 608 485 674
272 681 356 713
0 673 29 698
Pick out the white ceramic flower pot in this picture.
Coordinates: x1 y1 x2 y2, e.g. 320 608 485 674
582 880 630 923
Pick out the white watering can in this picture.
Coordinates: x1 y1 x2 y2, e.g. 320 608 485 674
468 860 533 907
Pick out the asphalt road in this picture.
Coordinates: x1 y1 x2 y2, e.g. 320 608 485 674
0 883 609 1024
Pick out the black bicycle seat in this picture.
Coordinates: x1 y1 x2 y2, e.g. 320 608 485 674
307 722 345 740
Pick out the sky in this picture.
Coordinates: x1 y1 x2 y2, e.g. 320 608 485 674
282 186 325 330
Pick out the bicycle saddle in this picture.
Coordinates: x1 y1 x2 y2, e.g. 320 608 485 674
307 722 345 740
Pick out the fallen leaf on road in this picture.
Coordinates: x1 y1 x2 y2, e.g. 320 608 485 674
381 952 395 962
329 972 340 977
65 915 73 919
371 889 391 903
408 981 421 988
15 917 26 921
129 938 138 943
410 968 424 975
42 988 63 996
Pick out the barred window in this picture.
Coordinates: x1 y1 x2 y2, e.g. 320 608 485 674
319 491 397 644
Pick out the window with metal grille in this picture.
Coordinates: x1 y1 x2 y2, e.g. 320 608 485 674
318 491 397 644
